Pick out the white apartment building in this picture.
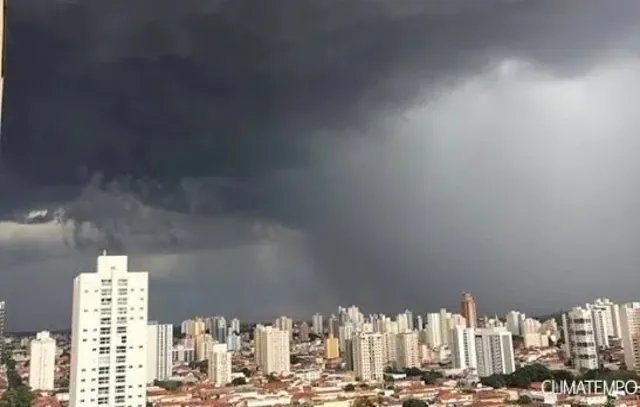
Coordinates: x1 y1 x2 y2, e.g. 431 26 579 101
195 333 215 361
274 316 293 340
338 323 354 353
383 331 398 365
353 332 385 382
426 313 442 348
506 311 525 336
254 325 290 375
524 333 550 349
208 343 232 387
590 298 622 339
562 307 599 371
396 331 420 369
396 312 410 333
69 254 148 407
474 328 516 377
147 322 173 383
181 318 205 337
439 309 450 346
312 313 323 335
591 308 610 349
521 318 541 335
451 326 477 371
29 331 56 391
620 303 640 374
230 318 241 334
0 301 5 353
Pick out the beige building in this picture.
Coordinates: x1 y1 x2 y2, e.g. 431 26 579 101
255 325 290 375
620 304 640 373
325 335 339 359
353 332 385 382
208 343 232 387
396 331 420 369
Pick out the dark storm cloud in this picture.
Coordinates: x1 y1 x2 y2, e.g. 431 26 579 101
1 0 640 330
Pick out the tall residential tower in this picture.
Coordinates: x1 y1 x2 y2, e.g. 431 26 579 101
69 254 149 407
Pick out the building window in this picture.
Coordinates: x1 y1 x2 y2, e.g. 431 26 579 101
116 317 127 324
101 288 112 296
116 326 127 334
117 297 127 305
100 317 111 325
98 367 109 375
101 279 112 286
100 298 112 306
118 288 128 296
100 327 110 335
116 346 126 354
117 307 127 315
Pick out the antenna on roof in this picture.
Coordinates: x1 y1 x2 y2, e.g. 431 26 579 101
101 249 107 256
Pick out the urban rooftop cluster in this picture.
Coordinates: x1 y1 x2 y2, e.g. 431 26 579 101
1 254 640 407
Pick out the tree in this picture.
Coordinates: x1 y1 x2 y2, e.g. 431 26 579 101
344 384 356 391
231 377 247 386
421 370 443 384
290 355 301 365
402 399 428 407
241 367 252 377
405 367 423 377
352 396 377 407
154 380 182 391
516 395 532 404
481 374 507 389
0 387 35 407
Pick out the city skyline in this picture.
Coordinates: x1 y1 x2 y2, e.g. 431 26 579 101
3 0 640 330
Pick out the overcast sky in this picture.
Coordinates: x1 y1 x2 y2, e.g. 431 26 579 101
1 0 640 331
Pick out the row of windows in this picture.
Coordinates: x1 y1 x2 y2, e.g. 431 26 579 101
84 287 145 295
101 278 129 286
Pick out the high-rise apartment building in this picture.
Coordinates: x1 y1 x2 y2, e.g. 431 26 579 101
208 343 232 387
328 315 340 337
0 301 5 353
312 313 324 335
274 316 293 341
338 323 354 353
506 311 524 336
254 325 290 375
230 318 241 335
591 308 610 349
195 333 214 361
562 307 599 371
212 317 227 343
69 253 148 407
147 322 173 383
474 328 515 377
451 326 477 371
396 331 420 369
29 331 56 391
353 332 385 382
439 309 450 345
325 334 339 359
426 313 442 348
620 303 640 374
383 331 398 365
181 318 205 337
461 293 477 328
